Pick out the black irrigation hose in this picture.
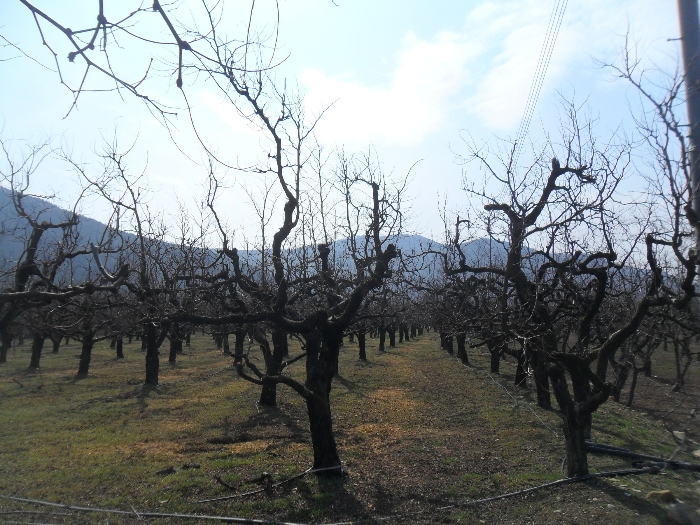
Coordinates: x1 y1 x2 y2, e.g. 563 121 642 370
585 441 700 472
0 466 658 525
0 495 306 525
318 467 660 525
191 465 345 504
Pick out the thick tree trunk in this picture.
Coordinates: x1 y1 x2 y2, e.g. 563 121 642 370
51 337 60 353
358 329 367 361
398 328 403 344
514 351 527 388
378 326 386 352
626 367 640 408
169 338 182 363
116 338 124 359
223 334 230 355
0 329 12 364
388 327 396 348
550 365 589 477
29 334 45 369
532 347 552 409
259 329 288 407
456 333 469 364
145 323 160 386
445 335 454 355
417 326 423 336
77 334 94 377
486 340 501 373
185 332 191 346
305 331 342 474
234 330 245 364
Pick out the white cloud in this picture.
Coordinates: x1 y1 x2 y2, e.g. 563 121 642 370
299 0 678 145
465 0 678 132
301 31 481 147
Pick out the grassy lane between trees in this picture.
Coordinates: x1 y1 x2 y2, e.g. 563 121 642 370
0 332 697 524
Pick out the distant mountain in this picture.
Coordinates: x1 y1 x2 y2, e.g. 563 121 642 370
0 185 518 284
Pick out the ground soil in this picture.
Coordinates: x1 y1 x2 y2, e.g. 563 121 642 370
0 332 698 524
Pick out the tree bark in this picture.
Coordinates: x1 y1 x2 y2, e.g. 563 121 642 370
514 351 527 388
0 329 11 364
259 329 288 407
550 365 589 477
29 333 45 369
456 333 469 364
626 367 640 408
358 329 367 361
305 331 342 474
388 327 396 348
532 346 552 409
378 326 386 352
445 335 454 355
116 338 124 359
145 323 160 385
234 329 245 364
77 333 94 377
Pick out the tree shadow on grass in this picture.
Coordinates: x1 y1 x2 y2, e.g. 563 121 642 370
584 478 666 523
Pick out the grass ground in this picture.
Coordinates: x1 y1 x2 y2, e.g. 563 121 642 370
0 332 698 524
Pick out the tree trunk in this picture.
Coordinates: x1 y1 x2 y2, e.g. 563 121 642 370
145 323 160 386
626 367 640 408
445 335 454 355
379 326 386 352
223 333 231 355
456 333 469 364
403 325 410 342
411 325 417 338
116 338 124 359
259 329 288 407
489 344 501 373
77 333 94 377
514 351 527 388
169 337 182 363
358 329 367 361
532 347 552 409
185 332 191 346
29 333 45 369
305 331 342 474
234 330 245 364
398 327 404 344
550 365 589 477
51 336 60 353
388 327 396 348
0 329 12 364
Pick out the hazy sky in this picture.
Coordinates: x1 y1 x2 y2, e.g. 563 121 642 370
0 0 682 242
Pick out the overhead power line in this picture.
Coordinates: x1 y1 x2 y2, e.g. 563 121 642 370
512 0 569 171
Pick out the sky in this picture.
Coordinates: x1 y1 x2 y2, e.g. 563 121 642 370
0 0 684 244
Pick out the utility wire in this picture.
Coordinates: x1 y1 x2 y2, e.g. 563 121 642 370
512 0 569 171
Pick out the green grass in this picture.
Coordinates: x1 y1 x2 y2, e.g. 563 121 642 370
0 333 697 524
